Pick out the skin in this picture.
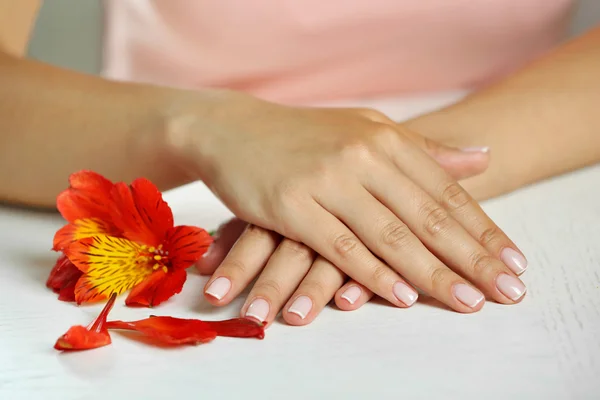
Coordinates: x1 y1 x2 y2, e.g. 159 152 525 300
1 2 598 327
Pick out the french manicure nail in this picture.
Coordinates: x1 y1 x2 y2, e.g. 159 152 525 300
393 282 418 306
245 298 270 322
500 248 528 274
340 286 362 304
496 273 527 301
288 296 313 319
460 146 490 153
205 277 231 300
453 283 484 308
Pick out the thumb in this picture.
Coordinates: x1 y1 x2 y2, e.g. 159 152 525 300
409 134 490 180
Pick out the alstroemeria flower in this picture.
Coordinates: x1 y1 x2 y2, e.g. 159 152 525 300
49 171 212 307
106 316 264 345
46 254 83 302
54 293 117 351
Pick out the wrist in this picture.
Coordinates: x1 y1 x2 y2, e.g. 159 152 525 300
402 104 521 201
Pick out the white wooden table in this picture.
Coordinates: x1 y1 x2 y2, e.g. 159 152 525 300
1 93 598 400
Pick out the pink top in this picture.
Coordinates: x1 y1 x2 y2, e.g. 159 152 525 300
102 0 574 104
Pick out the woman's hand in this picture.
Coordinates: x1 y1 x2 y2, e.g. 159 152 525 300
195 142 496 325
167 91 528 323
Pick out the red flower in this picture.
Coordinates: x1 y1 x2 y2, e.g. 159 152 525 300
46 254 82 302
106 317 264 346
54 293 117 351
49 171 213 307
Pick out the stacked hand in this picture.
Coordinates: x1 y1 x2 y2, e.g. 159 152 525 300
166 91 528 325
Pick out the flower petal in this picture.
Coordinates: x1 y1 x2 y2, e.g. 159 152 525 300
105 316 265 346
56 171 116 223
109 182 162 247
53 218 119 251
46 254 82 302
203 318 266 339
106 316 217 345
65 235 154 304
130 178 174 243
54 293 117 351
125 269 187 307
164 226 213 270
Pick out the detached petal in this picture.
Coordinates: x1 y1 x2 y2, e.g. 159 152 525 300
164 226 213 270
46 254 82 302
56 171 116 223
65 235 154 304
125 269 187 307
54 293 117 351
203 318 266 339
53 218 119 251
106 316 217 345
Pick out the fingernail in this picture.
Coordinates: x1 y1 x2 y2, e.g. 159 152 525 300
393 282 418 306
288 296 313 319
496 273 527 301
460 146 490 153
245 298 270 322
340 286 362 305
453 283 484 308
500 248 528 274
205 277 231 300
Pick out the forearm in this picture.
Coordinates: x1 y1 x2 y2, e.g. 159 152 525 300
0 51 197 208
405 26 600 200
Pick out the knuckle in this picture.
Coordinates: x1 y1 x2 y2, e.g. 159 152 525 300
219 258 248 277
332 234 360 259
421 203 451 236
253 278 284 298
357 108 390 122
380 220 412 250
478 226 501 247
429 267 450 291
440 182 470 211
279 240 313 262
300 281 327 300
243 224 269 240
469 253 494 276
371 264 389 285
340 140 376 165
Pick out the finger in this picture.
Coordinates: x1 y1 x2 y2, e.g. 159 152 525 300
361 159 525 305
287 201 419 310
403 131 490 180
241 239 316 325
204 224 279 305
351 108 490 180
282 256 346 326
320 185 484 313
335 280 374 311
196 218 248 275
393 128 528 276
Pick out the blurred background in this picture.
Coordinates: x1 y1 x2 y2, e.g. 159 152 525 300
26 0 600 76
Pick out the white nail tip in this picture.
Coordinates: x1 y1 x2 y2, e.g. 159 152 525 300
341 294 355 304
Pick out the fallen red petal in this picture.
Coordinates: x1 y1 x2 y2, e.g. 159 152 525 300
125 269 187 308
54 293 117 351
46 254 82 302
106 316 217 345
203 318 266 339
